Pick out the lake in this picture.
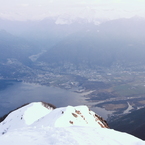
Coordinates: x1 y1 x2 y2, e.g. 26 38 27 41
0 81 113 119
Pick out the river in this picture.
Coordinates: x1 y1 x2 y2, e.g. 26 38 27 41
0 81 113 119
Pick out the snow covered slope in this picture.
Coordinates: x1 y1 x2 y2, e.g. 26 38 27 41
0 102 144 145
0 102 54 134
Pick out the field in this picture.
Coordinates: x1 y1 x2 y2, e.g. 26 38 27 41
113 84 145 97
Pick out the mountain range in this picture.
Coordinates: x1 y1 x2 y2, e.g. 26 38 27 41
0 102 144 145
38 17 145 67
1 17 145 68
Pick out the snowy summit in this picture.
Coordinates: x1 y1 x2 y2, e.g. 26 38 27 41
0 102 144 145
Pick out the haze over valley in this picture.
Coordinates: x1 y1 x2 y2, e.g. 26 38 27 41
1 16 145 121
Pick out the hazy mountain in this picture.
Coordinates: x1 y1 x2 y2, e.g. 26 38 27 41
0 30 40 78
109 107 145 140
0 102 144 145
38 17 145 67
1 17 145 68
0 30 39 65
0 18 98 49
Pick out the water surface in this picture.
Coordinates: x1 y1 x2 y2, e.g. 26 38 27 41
0 81 112 119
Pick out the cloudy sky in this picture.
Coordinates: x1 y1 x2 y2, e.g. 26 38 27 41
0 0 145 21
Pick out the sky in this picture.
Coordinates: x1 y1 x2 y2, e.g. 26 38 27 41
0 0 145 21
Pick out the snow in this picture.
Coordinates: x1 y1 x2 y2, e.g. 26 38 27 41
0 102 53 133
23 102 52 125
0 126 144 145
0 102 145 145
33 105 108 128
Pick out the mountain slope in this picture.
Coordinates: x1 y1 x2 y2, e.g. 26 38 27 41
39 17 145 67
0 102 144 145
0 125 144 145
109 107 145 140
0 30 37 65
0 30 41 78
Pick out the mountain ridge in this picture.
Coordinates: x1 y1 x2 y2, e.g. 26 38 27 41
0 102 144 145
